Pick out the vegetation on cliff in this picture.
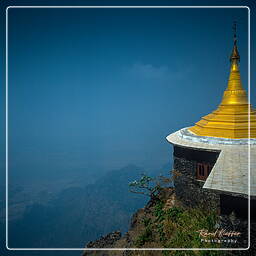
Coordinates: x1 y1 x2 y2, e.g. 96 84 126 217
134 200 219 249
84 174 254 256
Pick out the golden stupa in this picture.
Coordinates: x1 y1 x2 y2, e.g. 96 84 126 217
189 26 256 139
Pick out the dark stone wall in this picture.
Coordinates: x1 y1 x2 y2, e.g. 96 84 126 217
173 145 220 210
172 145 255 220
220 194 256 221
173 145 220 164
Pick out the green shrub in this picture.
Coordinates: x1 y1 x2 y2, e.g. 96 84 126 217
166 207 184 222
154 201 165 221
135 226 153 246
142 217 151 227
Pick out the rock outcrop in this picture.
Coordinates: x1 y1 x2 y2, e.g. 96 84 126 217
86 231 122 249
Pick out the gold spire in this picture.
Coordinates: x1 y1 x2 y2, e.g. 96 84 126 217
230 21 240 62
189 23 256 139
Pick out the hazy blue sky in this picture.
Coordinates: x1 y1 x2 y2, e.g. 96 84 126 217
4 5 253 178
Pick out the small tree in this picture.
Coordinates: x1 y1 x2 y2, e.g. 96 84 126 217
129 171 176 200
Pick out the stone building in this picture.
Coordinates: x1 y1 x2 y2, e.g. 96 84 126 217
166 27 256 220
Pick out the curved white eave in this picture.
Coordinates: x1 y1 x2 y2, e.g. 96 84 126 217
166 128 256 197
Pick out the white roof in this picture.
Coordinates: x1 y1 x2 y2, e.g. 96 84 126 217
166 128 256 197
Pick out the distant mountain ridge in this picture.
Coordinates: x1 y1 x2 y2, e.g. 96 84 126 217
7 163 171 253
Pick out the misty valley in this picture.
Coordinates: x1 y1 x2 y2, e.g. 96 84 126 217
1 163 171 256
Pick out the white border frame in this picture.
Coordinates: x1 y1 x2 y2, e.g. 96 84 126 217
5 5 251 251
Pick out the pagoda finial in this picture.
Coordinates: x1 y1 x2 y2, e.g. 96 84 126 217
233 21 237 42
188 21 256 139
230 21 240 62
